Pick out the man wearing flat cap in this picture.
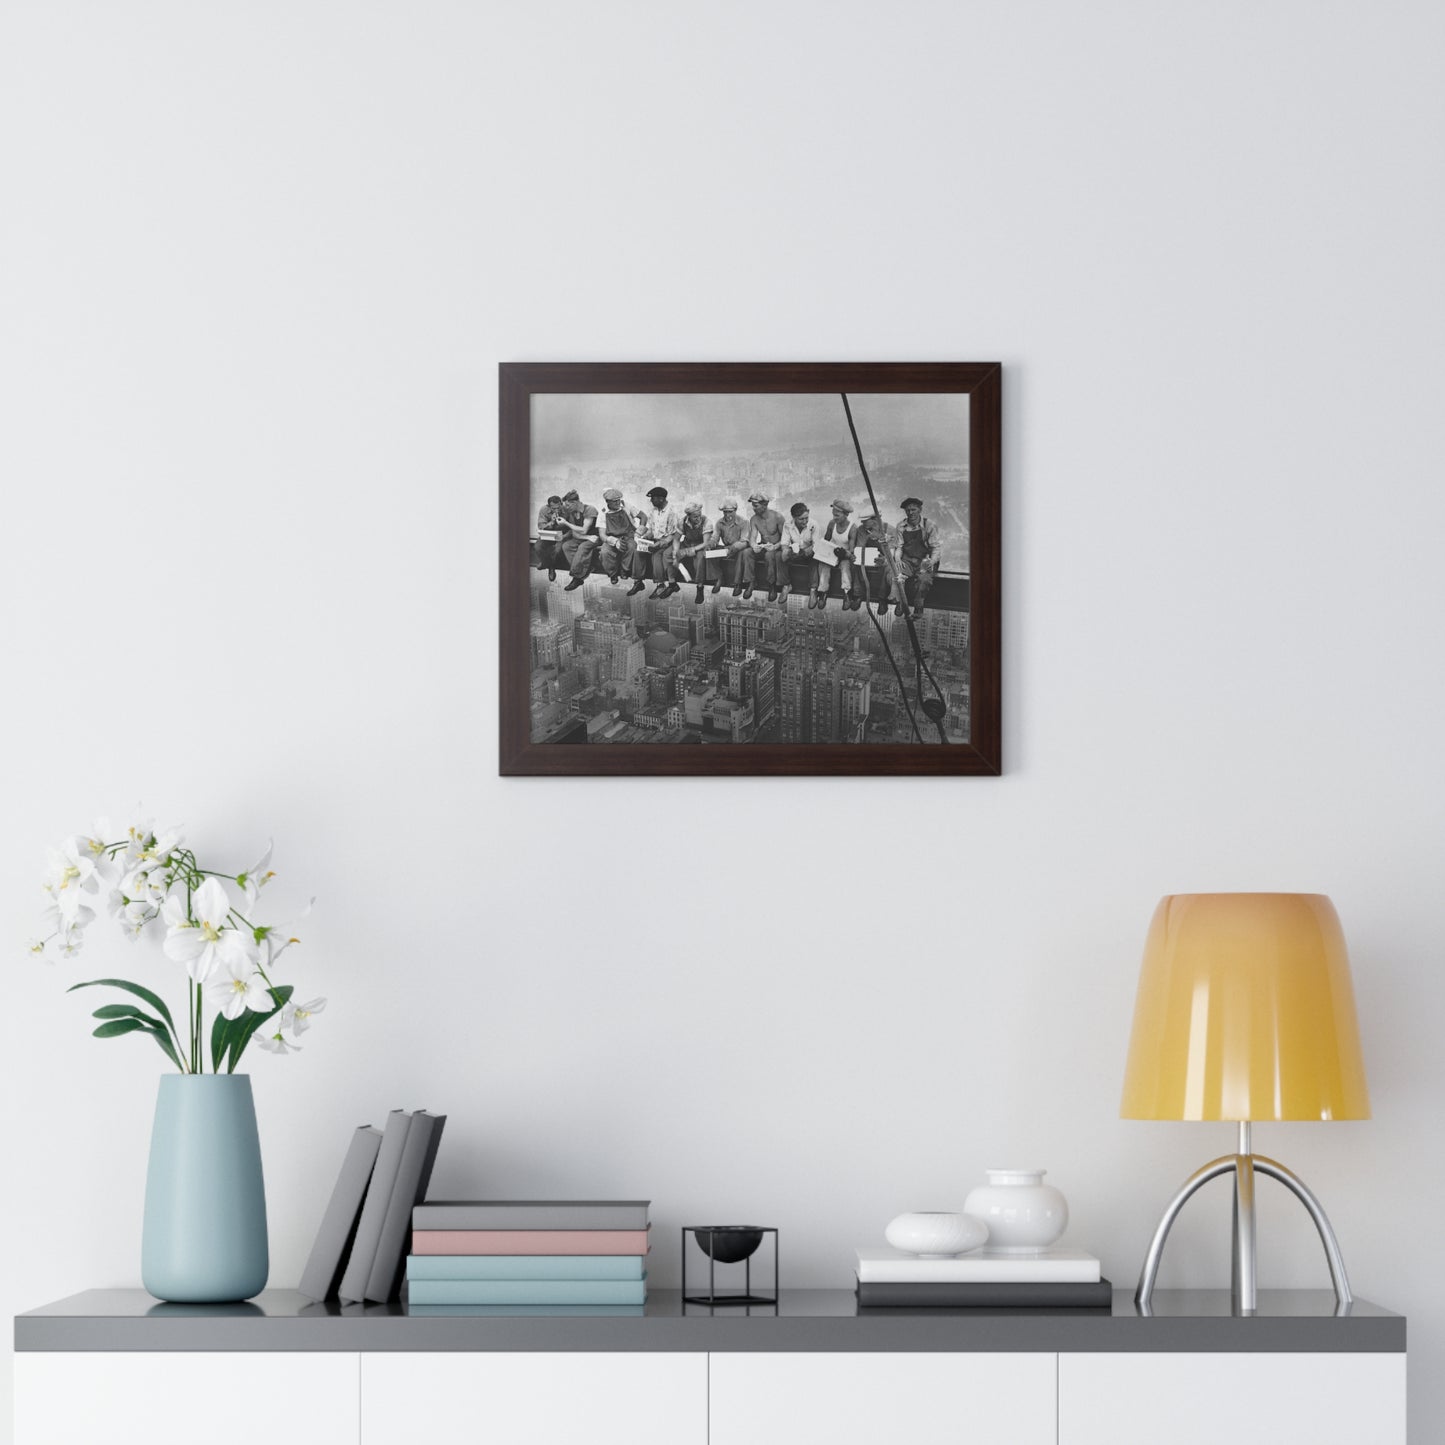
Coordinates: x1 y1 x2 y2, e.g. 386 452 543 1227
536 493 565 582
711 499 752 596
895 496 941 617
674 501 711 603
556 488 600 592
597 488 637 587
786 503 817 605
854 508 898 613
815 498 861 610
635 485 680 599
745 491 789 602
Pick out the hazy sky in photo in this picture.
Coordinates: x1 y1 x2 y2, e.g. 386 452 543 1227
532 393 968 467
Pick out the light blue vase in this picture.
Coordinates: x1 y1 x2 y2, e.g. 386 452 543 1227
142 1074 269 1302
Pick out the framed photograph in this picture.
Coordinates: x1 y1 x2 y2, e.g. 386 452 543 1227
500 363 1000 776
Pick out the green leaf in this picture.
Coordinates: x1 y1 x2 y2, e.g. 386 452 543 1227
144 1024 186 1072
93 1003 160 1023
226 984 293 1073
211 1012 230 1072
93 1018 148 1039
69 979 178 1036
72 979 186 1071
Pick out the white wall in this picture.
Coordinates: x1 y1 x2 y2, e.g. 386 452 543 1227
3 0 1442 1439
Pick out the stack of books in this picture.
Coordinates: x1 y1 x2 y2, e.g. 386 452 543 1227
298 1109 448 1306
854 1247 1112 1309
405 1200 651 1314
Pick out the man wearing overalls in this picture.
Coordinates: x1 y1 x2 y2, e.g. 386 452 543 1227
896 496 941 618
597 488 637 588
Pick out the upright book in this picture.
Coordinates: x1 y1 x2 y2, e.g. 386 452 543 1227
364 1111 447 1302
297 1124 383 1302
337 1110 412 1303
414 1200 650 1231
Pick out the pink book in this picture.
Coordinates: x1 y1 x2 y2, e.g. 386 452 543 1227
412 1228 651 1256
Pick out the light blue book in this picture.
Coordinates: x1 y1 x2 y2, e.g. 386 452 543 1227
407 1254 646 1282
407 1303 646 1317
407 1277 647 1306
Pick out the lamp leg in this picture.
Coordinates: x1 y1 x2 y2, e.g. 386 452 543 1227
1253 1155 1353 1309
1136 1145 1354 1314
1135 1155 1238 1309
1231 1122 1257 1314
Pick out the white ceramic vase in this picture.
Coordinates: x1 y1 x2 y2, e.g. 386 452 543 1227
962 1169 1068 1254
883 1211 989 1258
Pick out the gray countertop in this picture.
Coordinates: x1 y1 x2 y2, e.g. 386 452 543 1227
15 1288 1404 1353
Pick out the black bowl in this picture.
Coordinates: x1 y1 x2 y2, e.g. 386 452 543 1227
693 1226 764 1264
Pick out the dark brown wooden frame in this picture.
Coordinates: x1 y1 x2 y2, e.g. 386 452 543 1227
500 362 1001 776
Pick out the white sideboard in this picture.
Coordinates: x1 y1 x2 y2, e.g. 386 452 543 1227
14 1352 360 1445
363 1351 707 1445
13 1288 1406 1445
1057 1351 1407 1445
709 1351 1056 1445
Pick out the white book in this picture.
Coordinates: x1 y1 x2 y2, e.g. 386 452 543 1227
855 1246 1101 1284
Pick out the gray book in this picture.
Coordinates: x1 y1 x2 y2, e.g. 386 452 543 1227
855 1277 1114 1309
413 1200 651 1231
364 1111 447 1302
297 1124 383 1302
337 1110 412 1303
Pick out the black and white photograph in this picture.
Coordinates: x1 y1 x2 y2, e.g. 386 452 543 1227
499 364 1000 777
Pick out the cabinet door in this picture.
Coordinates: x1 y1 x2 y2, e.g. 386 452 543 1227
708 1352 1057 1445
14 1352 360 1445
361 1351 707 1445
1058 1352 1406 1445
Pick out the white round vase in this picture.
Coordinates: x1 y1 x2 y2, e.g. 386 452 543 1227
962 1170 1068 1254
884 1211 989 1258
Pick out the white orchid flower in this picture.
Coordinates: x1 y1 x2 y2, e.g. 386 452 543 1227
122 816 154 865
53 926 85 960
108 885 159 938
120 862 172 909
75 821 122 885
122 900 156 938
123 820 182 869
253 1026 301 1054
26 938 47 959
48 887 97 937
281 997 327 1035
237 841 275 912
162 877 256 983
138 826 182 868
258 897 314 970
45 838 99 899
206 956 274 1020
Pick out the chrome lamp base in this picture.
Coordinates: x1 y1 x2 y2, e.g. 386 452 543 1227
1135 1122 1353 1315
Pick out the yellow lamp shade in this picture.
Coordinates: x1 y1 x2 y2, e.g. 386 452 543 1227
1121 893 1370 1122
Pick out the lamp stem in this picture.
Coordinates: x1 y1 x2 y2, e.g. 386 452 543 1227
1231 1120 1257 1314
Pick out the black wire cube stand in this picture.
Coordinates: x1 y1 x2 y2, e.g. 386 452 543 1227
682 1226 778 1307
